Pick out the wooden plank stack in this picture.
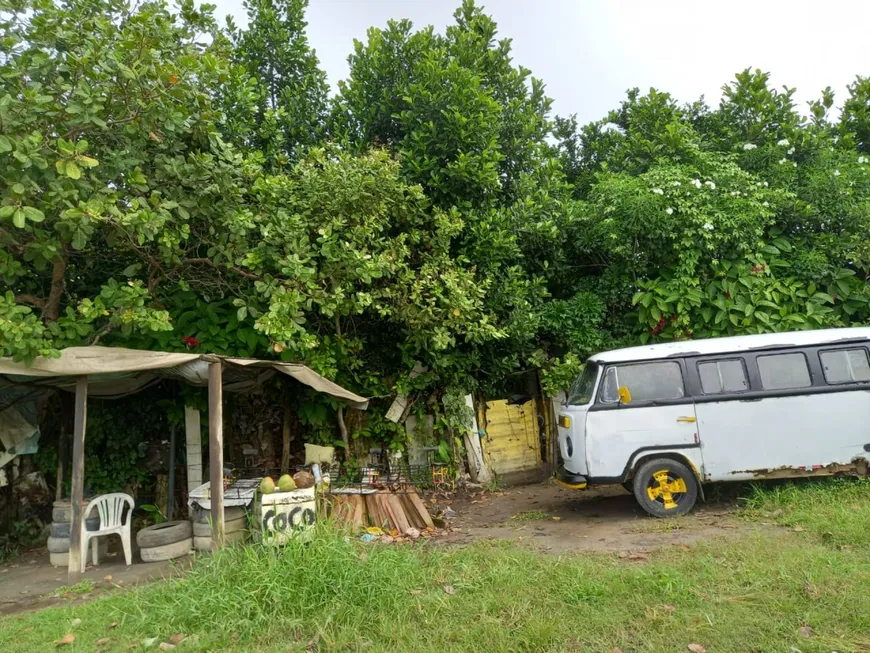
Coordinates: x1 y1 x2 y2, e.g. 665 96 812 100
329 489 434 533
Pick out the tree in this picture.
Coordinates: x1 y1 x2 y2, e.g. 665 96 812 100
0 0 250 361
224 0 329 168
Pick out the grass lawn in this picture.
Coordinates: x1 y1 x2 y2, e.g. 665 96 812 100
3 479 870 652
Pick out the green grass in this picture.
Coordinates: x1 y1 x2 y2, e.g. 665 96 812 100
4 479 870 652
511 510 549 521
55 580 95 597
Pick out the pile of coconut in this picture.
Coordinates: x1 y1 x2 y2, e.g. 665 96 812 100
259 470 315 494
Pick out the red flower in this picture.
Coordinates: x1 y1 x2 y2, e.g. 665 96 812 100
182 336 200 348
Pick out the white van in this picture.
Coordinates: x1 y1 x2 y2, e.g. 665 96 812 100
556 327 870 516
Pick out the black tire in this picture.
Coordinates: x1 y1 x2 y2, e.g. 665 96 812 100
193 506 246 524
50 519 100 538
52 500 97 523
136 520 192 548
632 457 698 517
47 536 70 553
192 515 246 538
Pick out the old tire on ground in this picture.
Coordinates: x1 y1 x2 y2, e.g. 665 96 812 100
193 506 246 524
140 537 193 562
52 500 97 523
50 518 100 538
48 539 108 564
47 536 70 553
632 457 698 517
193 530 247 551
192 515 246 538
136 521 192 549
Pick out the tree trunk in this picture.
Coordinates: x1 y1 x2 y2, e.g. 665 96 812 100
42 255 67 322
337 406 349 451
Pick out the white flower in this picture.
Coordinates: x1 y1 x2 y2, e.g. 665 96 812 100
755 181 762 187
665 207 673 215
777 138 790 147
672 181 681 186
705 181 716 190
743 143 757 151
787 147 795 155
763 181 768 187
702 222 714 231
762 201 769 207
859 156 868 164
691 179 702 189
651 187 664 195
779 158 788 164
834 169 841 176
793 162 797 168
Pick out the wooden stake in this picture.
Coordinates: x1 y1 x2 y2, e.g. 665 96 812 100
68 376 88 579
281 400 291 474
208 361 224 549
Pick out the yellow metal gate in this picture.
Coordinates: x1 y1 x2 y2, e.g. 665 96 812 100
478 399 545 485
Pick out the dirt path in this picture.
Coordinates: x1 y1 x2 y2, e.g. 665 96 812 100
436 480 765 554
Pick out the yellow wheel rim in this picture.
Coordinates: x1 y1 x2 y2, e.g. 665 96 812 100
646 469 688 510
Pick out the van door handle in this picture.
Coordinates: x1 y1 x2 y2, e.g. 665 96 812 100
676 416 696 423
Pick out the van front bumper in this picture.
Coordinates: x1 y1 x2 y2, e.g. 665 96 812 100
556 465 588 489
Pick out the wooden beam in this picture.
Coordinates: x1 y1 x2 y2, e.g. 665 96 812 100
208 361 224 549
68 376 88 579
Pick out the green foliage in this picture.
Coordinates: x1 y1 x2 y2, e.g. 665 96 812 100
224 0 329 169
5 0 870 448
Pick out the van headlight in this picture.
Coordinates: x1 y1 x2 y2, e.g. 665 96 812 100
566 436 574 458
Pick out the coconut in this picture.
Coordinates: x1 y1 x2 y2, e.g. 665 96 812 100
259 476 276 495
292 470 315 489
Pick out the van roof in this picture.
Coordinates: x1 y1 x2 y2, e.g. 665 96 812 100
590 327 870 364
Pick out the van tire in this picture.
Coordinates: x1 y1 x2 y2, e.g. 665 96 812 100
632 457 698 517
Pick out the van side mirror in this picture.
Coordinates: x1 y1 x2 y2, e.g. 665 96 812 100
618 386 632 405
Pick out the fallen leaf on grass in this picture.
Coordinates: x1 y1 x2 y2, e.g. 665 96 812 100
142 637 158 648
109 622 119 629
158 643 176 651
104 575 113 582
687 644 707 653
409 589 424 596
71 618 82 627
231 632 240 642
793 525 804 532
551 516 561 521
96 638 111 646
662 604 676 613
798 625 814 638
169 634 186 645
443 585 455 595
54 634 75 647
612 648 624 653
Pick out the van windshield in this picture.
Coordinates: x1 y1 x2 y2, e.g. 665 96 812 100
567 363 598 405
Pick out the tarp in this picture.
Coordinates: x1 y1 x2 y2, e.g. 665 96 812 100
0 346 368 409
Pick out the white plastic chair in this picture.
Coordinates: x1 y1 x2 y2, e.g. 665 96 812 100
80 493 134 572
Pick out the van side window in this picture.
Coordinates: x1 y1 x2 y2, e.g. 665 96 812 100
820 348 870 384
698 359 749 394
757 352 811 390
600 362 685 403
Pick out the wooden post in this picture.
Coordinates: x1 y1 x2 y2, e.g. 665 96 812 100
208 361 224 549
55 426 65 502
184 407 202 492
68 376 88 580
166 422 176 520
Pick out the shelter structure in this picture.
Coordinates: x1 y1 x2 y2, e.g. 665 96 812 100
0 346 367 579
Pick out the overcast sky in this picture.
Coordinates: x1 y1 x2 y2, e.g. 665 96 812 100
210 0 869 125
